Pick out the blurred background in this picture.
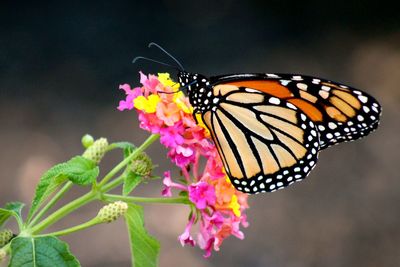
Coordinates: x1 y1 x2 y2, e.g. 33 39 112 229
1 1 399 266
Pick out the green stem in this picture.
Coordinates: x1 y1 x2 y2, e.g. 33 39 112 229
15 214 24 232
29 134 160 235
98 134 159 187
103 194 191 205
28 182 74 227
30 190 97 235
36 217 102 238
105 143 120 152
101 173 126 193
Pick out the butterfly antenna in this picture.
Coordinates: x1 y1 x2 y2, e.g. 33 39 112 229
132 56 180 71
148 42 185 71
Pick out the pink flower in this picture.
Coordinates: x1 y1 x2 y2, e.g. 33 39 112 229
178 215 196 247
137 112 163 133
188 181 216 210
117 84 142 111
214 215 245 250
197 229 216 258
161 171 186 197
118 72 250 258
156 101 181 126
159 123 185 148
202 211 224 231
167 148 196 168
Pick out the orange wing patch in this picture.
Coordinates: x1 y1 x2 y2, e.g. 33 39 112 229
226 80 293 98
325 106 347 122
287 99 323 122
331 90 361 110
224 80 323 121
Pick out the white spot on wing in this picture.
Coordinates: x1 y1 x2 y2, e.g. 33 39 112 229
312 79 321 84
245 88 259 93
321 85 331 91
286 103 297 110
280 80 291 86
269 97 281 105
358 95 368 103
328 122 337 129
292 75 303 81
297 83 308 90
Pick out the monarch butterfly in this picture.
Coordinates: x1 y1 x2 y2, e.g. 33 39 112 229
134 43 382 194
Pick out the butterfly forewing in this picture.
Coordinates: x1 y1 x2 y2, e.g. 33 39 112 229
211 74 382 149
201 85 320 193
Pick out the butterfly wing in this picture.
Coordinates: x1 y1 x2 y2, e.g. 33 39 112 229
211 73 382 149
201 84 320 193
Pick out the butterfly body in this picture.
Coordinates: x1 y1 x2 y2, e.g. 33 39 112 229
177 71 382 194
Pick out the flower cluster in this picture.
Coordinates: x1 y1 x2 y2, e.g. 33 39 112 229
118 72 249 257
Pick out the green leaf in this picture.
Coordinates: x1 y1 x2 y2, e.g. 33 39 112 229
27 163 69 221
0 209 12 228
124 204 160 267
112 142 135 150
63 156 99 186
112 142 136 158
123 172 142 196
5 202 25 219
9 236 80 267
28 156 99 221
0 202 25 228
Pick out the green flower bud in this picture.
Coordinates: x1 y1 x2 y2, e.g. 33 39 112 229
81 134 95 148
82 138 109 164
0 248 6 261
131 152 153 177
0 229 13 248
97 201 128 223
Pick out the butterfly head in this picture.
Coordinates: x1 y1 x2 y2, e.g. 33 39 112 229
178 71 213 112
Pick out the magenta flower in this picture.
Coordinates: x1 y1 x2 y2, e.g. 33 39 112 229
161 171 186 197
178 215 196 247
117 84 142 111
189 181 216 210
118 72 249 257
159 123 185 148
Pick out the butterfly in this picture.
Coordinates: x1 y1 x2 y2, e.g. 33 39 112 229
135 43 382 194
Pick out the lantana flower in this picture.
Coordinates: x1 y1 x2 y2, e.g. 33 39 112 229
118 72 249 257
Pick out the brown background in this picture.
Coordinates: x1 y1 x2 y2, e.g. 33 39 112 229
1 1 399 266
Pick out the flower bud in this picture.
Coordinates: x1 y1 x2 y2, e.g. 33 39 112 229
0 229 13 248
82 138 109 164
0 248 6 261
97 201 128 223
81 134 95 148
131 152 153 177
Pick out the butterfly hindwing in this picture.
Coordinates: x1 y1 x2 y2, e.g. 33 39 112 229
211 73 382 149
201 85 320 193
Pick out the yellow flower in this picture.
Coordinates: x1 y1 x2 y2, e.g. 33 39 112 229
228 195 241 217
158 73 180 90
195 113 210 137
134 95 160 113
173 91 193 114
